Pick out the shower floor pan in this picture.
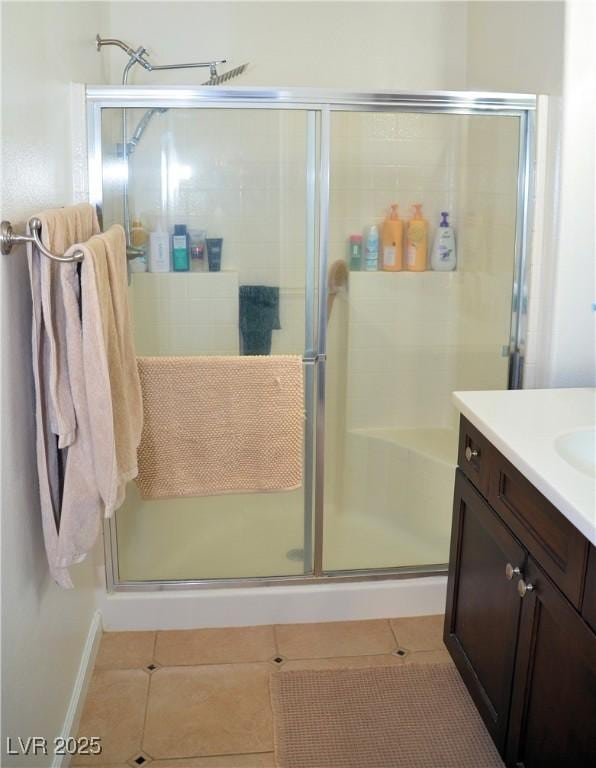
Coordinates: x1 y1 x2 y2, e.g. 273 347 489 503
114 426 456 583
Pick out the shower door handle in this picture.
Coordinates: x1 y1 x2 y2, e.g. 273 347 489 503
303 353 327 365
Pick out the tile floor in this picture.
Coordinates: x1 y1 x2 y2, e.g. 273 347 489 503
73 615 450 768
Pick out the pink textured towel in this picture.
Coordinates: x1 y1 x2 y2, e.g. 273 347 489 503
136 355 304 499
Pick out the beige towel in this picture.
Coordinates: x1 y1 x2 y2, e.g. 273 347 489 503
55 260 104 572
38 204 101 448
136 356 304 499
69 225 143 517
27 203 100 588
56 224 142 573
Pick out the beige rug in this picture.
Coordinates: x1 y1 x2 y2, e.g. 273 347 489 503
136 355 304 499
270 663 504 768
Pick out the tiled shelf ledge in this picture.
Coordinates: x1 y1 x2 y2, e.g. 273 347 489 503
130 271 239 300
349 270 460 276
349 270 462 297
131 270 238 276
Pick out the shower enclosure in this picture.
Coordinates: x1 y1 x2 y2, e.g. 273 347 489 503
86 87 535 591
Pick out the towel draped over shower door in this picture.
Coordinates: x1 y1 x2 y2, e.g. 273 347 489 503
135 355 304 500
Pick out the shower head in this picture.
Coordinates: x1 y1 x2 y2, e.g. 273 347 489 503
95 33 248 86
123 59 249 155
201 62 249 86
127 108 168 154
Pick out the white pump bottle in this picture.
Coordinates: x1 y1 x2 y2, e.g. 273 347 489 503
431 211 456 271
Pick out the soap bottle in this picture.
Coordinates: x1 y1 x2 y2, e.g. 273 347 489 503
172 224 190 272
189 228 207 272
406 204 428 272
348 234 363 271
129 218 148 272
364 225 379 271
431 211 457 271
148 221 171 273
381 204 403 272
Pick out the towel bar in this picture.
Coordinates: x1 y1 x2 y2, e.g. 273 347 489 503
1 218 85 263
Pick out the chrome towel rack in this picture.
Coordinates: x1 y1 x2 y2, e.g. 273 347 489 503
1 218 85 263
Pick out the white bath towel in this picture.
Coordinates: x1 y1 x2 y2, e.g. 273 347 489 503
76 225 143 516
37 204 101 448
56 225 143 573
27 203 100 588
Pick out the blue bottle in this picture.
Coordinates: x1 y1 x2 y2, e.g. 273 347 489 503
172 224 190 272
364 225 379 271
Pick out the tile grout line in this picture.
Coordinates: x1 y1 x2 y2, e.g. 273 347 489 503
272 624 280 656
98 648 419 673
142 752 276 764
139 661 155 759
388 619 401 649
86 753 276 768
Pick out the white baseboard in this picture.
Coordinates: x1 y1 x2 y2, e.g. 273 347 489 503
52 610 103 768
98 576 447 631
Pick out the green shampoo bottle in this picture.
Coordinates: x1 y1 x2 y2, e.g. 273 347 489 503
172 224 190 272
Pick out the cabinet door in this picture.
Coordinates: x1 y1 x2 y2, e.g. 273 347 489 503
582 544 596 633
445 470 525 753
506 557 596 768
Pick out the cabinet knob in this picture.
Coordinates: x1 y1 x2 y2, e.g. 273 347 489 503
465 446 479 462
505 563 522 581
517 579 535 598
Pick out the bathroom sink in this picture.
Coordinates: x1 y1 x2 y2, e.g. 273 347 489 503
555 428 596 477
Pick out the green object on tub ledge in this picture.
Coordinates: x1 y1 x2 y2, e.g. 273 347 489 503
239 285 281 355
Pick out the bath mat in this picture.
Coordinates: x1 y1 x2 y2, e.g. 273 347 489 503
136 355 304 499
270 662 504 768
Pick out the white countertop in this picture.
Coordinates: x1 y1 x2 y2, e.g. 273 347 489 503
452 388 596 546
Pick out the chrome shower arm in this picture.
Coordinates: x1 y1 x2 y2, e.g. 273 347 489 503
96 35 226 78
96 35 152 71
95 34 135 55
95 32 247 254
147 60 226 73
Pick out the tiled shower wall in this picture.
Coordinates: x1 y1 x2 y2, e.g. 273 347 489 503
129 272 240 356
105 106 521 579
103 107 309 356
107 108 519 409
326 112 519 433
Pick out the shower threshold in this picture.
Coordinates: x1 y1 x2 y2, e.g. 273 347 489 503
105 564 448 593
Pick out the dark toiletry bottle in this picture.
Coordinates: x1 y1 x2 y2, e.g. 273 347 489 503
206 238 223 272
172 224 190 272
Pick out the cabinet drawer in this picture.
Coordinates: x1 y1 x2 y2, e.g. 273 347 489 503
488 451 589 608
458 416 493 498
582 545 596 633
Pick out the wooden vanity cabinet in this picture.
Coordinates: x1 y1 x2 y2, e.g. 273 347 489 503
445 417 596 768
583 545 596 633
506 556 596 767
445 471 524 752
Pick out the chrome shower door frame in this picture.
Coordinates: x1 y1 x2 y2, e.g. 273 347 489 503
86 86 536 593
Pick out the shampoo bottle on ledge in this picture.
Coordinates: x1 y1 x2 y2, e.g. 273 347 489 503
172 224 190 272
364 224 379 271
431 211 456 271
149 221 170 272
381 204 403 271
406 204 428 272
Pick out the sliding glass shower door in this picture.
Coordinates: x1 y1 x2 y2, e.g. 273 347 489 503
98 105 319 581
89 88 533 589
323 110 523 571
